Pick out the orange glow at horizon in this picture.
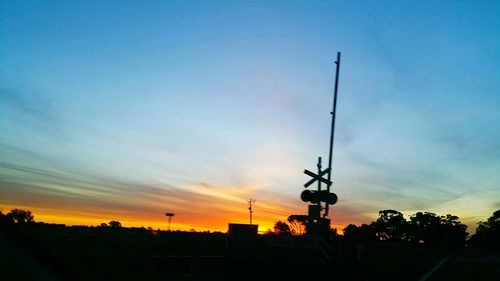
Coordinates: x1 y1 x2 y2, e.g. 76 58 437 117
0 201 356 236
0 179 371 235
0 203 291 232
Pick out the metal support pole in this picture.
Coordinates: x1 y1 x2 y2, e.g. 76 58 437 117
317 157 322 210
326 52 341 217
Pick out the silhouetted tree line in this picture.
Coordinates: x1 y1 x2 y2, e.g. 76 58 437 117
99 220 122 228
343 210 468 248
0 209 227 257
271 209 500 249
468 210 500 250
2 208 498 251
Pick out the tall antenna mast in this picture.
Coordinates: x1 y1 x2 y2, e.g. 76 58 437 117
248 199 256 224
325 52 341 217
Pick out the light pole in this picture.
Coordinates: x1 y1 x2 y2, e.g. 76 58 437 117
165 212 175 231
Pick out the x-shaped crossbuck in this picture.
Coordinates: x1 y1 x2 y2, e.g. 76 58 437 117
303 168 332 188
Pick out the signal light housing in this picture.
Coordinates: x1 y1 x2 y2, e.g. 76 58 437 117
301 190 337 205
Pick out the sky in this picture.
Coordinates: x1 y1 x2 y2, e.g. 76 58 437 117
1 0 499 233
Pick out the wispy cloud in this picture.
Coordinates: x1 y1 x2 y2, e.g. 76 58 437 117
0 87 55 120
0 156 296 231
0 87 66 141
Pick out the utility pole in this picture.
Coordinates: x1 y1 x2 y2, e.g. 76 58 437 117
248 199 256 225
325 52 341 217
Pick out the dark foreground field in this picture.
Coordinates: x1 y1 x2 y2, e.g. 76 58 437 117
53 254 436 281
6 250 499 281
1 222 499 281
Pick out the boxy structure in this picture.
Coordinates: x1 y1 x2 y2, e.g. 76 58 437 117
227 223 258 256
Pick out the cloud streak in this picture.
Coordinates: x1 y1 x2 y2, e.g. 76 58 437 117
0 87 65 138
0 157 296 231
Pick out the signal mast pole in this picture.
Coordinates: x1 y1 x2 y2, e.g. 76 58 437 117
325 52 341 217
317 157 322 210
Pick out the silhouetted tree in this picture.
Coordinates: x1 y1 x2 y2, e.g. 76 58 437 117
440 214 468 247
371 209 407 241
274 221 291 235
287 215 308 235
358 224 377 244
408 212 441 245
470 210 500 249
329 227 339 237
343 224 360 243
343 224 376 244
408 212 467 247
6 209 34 223
108 220 122 228
477 210 500 233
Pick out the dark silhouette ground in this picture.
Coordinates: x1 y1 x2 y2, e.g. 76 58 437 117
3 220 499 281
1 209 499 281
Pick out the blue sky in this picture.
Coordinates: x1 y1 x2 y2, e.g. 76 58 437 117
1 0 499 231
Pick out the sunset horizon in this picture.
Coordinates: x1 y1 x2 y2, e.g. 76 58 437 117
1 0 499 238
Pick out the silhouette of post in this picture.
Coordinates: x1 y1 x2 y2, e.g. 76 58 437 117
165 212 174 231
326 52 341 217
248 199 256 225
317 157 322 209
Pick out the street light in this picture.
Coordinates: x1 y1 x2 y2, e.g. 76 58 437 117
165 212 175 231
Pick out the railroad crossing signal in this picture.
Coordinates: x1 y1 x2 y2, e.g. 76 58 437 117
303 168 332 188
302 157 338 206
301 190 338 205
296 51 341 233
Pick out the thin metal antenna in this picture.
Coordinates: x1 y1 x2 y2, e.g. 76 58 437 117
326 52 341 217
248 199 256 224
